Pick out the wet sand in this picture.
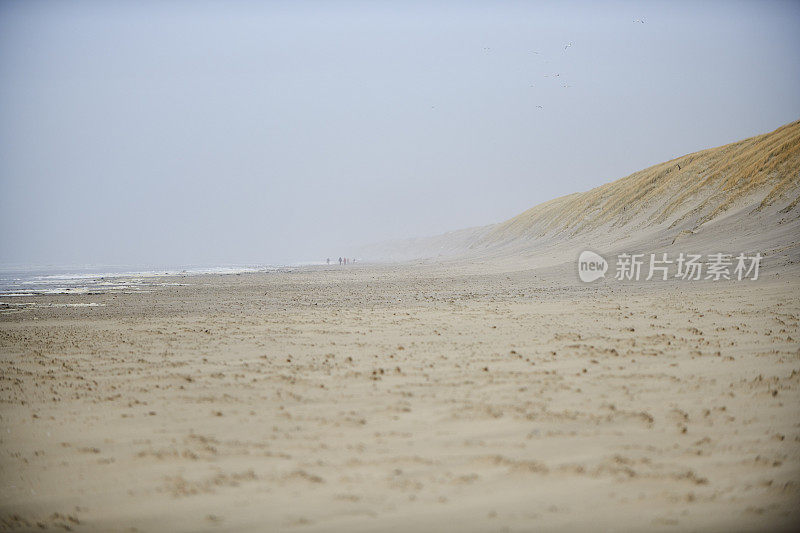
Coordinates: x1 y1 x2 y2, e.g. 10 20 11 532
1 263 799 531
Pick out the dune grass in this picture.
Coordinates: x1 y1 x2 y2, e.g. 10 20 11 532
482 119 800 245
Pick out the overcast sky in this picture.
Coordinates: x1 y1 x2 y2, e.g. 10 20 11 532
1 0 799 266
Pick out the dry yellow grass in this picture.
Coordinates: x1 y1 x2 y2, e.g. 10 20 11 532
482 119 800 245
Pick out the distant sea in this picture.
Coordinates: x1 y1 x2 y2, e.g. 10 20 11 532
0 263 316 297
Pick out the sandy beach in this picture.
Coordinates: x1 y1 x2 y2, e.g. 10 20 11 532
2 261 799 531
1 5 799 529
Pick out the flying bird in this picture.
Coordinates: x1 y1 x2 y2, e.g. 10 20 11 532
564 42 573 51
536 105 543 109
633 18 645 23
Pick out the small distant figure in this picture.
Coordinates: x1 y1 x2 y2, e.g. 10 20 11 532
564 42 572 51
326 258 330 265
338 257 342 266
633 18 645 24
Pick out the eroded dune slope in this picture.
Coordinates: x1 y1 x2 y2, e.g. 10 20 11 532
359 120 800 263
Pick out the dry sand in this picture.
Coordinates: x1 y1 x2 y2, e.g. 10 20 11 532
2 261 799 532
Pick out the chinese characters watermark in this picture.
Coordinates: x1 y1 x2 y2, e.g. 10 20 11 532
578 251 761 283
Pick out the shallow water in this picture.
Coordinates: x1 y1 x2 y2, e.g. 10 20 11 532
0 264 276 296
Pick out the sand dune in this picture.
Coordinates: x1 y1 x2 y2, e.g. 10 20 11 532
358 120 800 265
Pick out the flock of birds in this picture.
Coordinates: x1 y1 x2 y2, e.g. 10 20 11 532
440 18 647 113
520 40 576 110
478 18 646 111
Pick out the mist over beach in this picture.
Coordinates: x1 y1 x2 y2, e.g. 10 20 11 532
1 1 800 532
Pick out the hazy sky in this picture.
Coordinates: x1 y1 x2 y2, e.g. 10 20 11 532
1 0 799 266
